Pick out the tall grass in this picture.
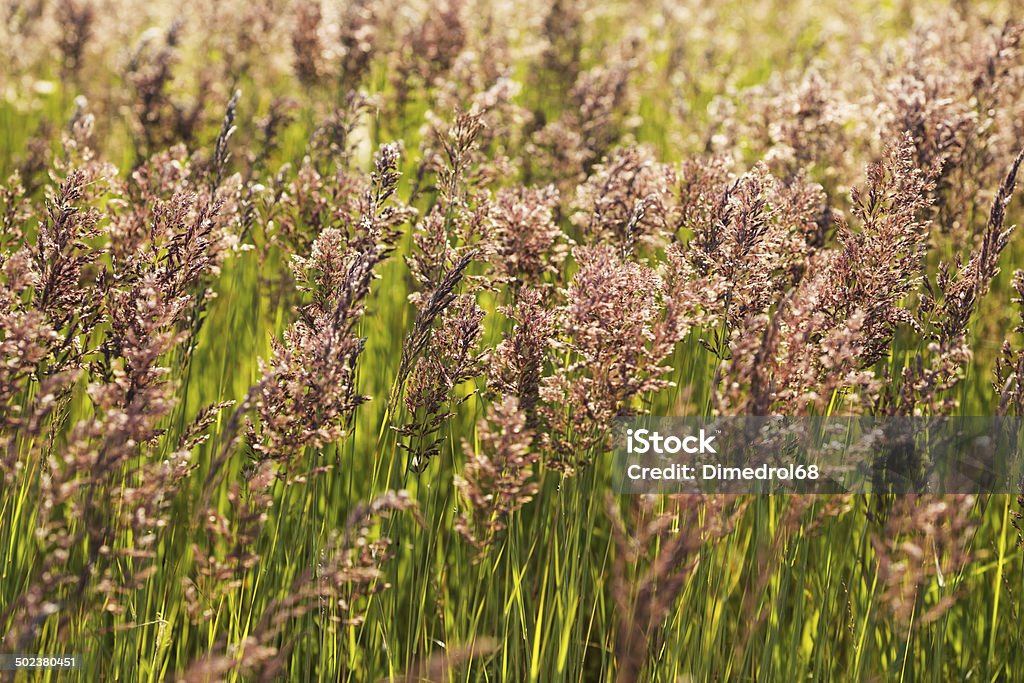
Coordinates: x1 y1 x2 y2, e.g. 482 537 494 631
2 0 1024 681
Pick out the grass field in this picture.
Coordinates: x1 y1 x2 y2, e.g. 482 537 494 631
2 0 1024 680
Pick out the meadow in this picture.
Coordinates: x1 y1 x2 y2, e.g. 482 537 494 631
2 0 1024 680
